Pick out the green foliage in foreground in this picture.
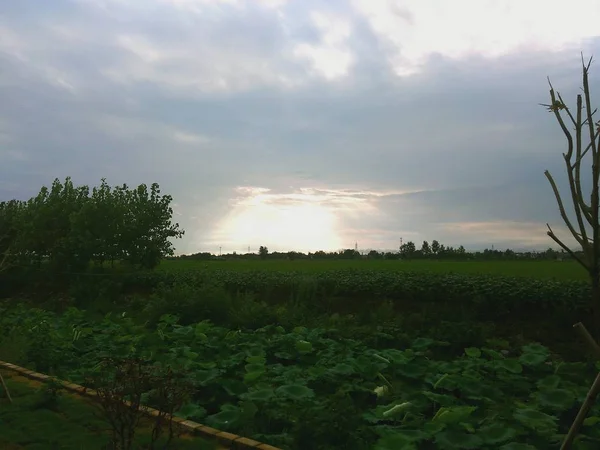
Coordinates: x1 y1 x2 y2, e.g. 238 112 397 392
1 304 600 450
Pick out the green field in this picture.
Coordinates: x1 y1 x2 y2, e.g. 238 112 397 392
161 258 588 281
1 257 596 449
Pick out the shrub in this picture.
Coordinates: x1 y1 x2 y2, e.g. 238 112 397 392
144 281 233 326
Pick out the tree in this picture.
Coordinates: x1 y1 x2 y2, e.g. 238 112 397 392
341 248 359 259
119 183 184 269
2 178 184 272
400 241 416 258
259 246 269 259
18 177 90 271
542 55 600 336
421 240 431 256
0 200 24 272
368 250 381 259
431 240 440 255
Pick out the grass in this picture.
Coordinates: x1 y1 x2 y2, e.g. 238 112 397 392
160 258 588 281
0 369 220 450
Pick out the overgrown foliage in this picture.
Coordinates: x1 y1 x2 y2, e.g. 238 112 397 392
0 177 184 272
1 305 600 449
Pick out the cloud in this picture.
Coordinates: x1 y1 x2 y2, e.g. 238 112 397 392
0 0 599 254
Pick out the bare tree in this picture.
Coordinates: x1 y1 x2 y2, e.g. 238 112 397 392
542 55 600 336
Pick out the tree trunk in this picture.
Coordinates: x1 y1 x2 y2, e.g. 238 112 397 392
591 272 600 341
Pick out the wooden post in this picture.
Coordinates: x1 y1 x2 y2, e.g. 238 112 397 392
561 322 600 449
0 372 12 403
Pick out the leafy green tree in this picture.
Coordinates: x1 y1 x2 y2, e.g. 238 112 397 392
18 177 90 270
3 177 183 273
0 199 24 271
431 240 440 255
421 240 431 256
368 250 381 259
70 179 131 268
259 246 269 260
341 248 359 259
120 183 184 270
400 241 416 258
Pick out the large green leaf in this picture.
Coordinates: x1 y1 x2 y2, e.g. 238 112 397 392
513 407 557 434
434 430 483 449
464 347 481 358
478 422 518 444
519 343 549 366
536 375 561 390
499 444 537 450
245 355 266 364
374 430 428 450
176 403 207 421
296 340 313 353
519 352 548 366
412 337 435 350
205 408 241 430
244 388 275 402
243 371 265 383
220 379 247 396
276 384 315 400
245 363 265 373
432 406 478 425
396 362 426 379
536 388 575 411
330 363 354 376
494 359 523 374
422 391 456 407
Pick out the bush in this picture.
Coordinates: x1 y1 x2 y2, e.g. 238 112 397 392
144 281 233 326
68 276 123 308
227 292 276 329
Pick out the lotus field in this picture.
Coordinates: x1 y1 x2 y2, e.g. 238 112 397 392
1 260 599 449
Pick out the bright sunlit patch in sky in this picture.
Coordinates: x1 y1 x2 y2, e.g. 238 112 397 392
213 188 345 252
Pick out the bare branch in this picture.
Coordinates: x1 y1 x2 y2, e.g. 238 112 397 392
547 224 589 270
557 92 578 127
572 132 600 170
548 86 574 159
545 170 586 248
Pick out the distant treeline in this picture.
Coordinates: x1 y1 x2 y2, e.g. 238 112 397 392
175 241 570 262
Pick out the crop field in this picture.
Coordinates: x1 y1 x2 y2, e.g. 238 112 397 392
160 258 588 281
1 304 600 450
1 258 597 449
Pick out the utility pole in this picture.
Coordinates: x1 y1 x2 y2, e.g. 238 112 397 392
219 246 222 257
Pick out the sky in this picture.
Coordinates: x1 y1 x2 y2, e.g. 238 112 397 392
1 0 600 255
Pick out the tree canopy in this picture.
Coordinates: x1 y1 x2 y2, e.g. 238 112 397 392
0 177 184 272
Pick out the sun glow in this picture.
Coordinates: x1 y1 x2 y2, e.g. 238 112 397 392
214 188 345 252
